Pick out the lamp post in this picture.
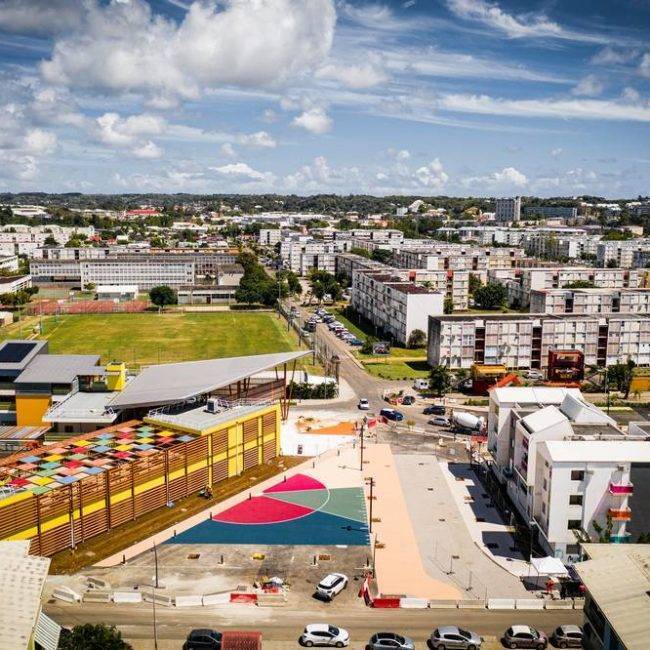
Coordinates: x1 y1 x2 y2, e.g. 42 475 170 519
365 476 375 533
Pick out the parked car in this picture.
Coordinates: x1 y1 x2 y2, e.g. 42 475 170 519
524 370 544 380
401 395 415 406
300 624 349 647
367 631 415 649
349 337 363 346
550 625 583 648
183 630 262 650
315 573 349 601
183 630 222 650
380 408 404 422
358 398 370 410
502 626 548 649
430 626 482 650
430 416 451 427
423 405 446 415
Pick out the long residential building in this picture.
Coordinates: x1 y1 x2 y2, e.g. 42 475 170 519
427 313 650 370
522 205 578 220
351 270 443 344
597 239 650 268
530 287 650 315
488 267 640 308
495 196 521 222
487 387 650 561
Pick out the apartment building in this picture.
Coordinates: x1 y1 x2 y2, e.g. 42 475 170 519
489 267 640 308
487 387 648 560
530 287 650 315
522 206 578 220
427 313 650 370
339 253 470 310
258 228 282 246
0 275 32 294
495 197 521 222
597 240 650 268
280 238 351 275
351 270 444 344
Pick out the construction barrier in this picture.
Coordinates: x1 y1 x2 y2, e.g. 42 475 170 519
256 592 288 607
545 599 574 610
142 592 174 607
202 592 231 606
487 598 516 610
515 598 545 610
174 594 203 608
86 577 111 590
428 599 460 609
52 587 82 603
82 590 111 603
573 599 585 610
230 592 258 604
399 597 428 609
457 599 486 609
372 597 401 608
113 591 142 604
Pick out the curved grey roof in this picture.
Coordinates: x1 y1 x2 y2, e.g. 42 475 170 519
109 350 310 409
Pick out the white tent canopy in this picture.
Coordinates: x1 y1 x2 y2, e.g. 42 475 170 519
531 556 568 577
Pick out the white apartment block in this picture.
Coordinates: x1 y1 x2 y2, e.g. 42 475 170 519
351 270 444 345
495 197 521 222
597 240 650 269
258 228 282 246
427 313 650 370
80 259 194 289
530 288 650 315
0 255 19 273
489 267 640 308
339 254 469 311
0 275 32 294
488 387 647 560
280 238 350 275
522 206 578 220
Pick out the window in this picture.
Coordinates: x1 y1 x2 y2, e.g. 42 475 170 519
568 519 582 530
571 470 585 481
569 495 583 506
541 502 546 514
543 478 547 490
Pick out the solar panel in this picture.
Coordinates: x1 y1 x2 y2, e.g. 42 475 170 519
0 342 37 364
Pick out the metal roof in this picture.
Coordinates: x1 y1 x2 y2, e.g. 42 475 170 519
0 541 51 650
14 355 102 385
109 350 310 409
575 545 650 650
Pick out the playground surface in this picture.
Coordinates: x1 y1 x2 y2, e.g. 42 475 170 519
169 472 369 546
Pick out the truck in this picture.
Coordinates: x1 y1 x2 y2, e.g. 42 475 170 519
183 630 262 650
451 411 485 432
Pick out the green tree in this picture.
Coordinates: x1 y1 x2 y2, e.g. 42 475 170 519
43 235 58 247
361 336 377 355
349 247 371 258
607 358 636 399
443 296 454 314
468 274 482 296
606 258 619 268
371 249 393 264
149 285 177 308
473 282 507 310
285 270 302 296
406 328 427 349
563 280 596 289
429 364 452 397
58 623 132 650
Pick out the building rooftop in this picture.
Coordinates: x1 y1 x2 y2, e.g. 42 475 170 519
15 354 102 385
42 390 119 424
576 544 650 650
146 402 269 433
109 350 310 409
0 340 47 372
542 440 650 463
493 386 582 405
0 540 53 650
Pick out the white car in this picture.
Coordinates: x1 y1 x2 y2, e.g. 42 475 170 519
358 398 370 410
300 624 349 647
430 416 451 427
315 573 349 600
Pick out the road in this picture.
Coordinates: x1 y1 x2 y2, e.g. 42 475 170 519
46 600 582 648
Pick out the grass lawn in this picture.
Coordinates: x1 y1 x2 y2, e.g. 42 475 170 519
362 359 430 380
2 312 300 367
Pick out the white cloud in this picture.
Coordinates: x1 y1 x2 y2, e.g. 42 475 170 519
413 158 449 189
210 162 274 183
95 112 165 147
550 147 563 158
0 153 38 183
640 53 650 79
132 141 163 159
0 0 84 35
388 148 411 161
261 109 279 123
220 143 236 157
446 0 604 42
316 56 388 89
572 74 604 97
237 131 276 148
292 107 332 134
622 87 641 103
463 166 527 190
41 0 336 103
590 47 639 66
438 93 650 122
23 128 57 155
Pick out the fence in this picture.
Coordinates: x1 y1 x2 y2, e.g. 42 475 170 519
26 299 149 315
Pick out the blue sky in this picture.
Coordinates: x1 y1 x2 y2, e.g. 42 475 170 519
0 0 648 197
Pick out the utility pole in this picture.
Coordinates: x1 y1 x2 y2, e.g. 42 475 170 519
366 476 375 533
359 421 365 471
153 541 159 588
151 585 158 650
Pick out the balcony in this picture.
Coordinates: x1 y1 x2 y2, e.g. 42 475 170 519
608 508 632 521
609 482 634 495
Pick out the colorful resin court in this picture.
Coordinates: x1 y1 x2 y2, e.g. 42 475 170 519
169 473 370 546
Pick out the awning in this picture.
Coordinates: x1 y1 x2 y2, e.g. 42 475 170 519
531 556 569 577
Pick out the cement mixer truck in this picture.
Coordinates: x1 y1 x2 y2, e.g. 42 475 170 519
451 411 485 433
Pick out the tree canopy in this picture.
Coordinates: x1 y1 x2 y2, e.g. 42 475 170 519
473 282 507 310
149 285 177 308
58 623 132 650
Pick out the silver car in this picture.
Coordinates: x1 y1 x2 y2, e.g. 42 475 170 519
431 626 482 650
367 632 414 649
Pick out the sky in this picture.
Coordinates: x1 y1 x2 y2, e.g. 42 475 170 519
0 0 649 198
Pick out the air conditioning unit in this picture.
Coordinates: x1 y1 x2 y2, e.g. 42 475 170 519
205 398 221 414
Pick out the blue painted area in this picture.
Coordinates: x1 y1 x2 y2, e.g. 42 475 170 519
168 510 370 546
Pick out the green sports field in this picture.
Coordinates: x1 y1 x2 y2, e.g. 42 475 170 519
3 312 299 367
